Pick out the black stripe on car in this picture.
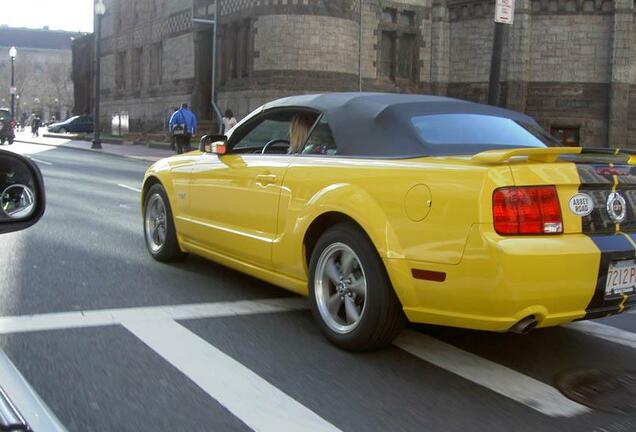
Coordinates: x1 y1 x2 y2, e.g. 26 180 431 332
575 163 636 318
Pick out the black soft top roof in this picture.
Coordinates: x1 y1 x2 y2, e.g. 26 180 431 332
262 92 542 157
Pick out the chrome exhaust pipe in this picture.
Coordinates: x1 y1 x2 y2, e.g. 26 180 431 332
509 315 538 334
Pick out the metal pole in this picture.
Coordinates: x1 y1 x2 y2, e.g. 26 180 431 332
211 0 223 133
10 57 15 120
487 22 505 106
92 13 103 149
358 0 362 92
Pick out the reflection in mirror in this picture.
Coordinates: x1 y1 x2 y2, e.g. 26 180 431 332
0 156 37 222
1 184 35 219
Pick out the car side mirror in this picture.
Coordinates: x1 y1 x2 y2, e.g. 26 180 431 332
0 150 46 235
199 134 228 155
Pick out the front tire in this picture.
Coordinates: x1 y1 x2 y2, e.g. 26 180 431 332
143 183 187 262
308 223 405 351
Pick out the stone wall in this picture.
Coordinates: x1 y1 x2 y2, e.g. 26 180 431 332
529 15 611 83
448 6 493 83
163 33 195 80
253 15 358 74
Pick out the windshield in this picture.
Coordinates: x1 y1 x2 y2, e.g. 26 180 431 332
411 114 558 148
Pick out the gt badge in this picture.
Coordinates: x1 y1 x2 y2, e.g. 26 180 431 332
606 192 627 224
569 193 594 217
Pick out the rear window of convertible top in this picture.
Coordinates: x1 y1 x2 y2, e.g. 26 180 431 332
410 114 555 148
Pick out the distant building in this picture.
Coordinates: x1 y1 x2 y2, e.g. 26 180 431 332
0 26 84 122
84 0 636 147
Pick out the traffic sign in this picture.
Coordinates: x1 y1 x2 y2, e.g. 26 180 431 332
495 0 515 24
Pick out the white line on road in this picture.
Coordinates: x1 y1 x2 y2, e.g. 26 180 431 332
0 297 308 335
29 157 52 166
394 329 590 418
565 320 636 350
117 183 141 193
123 318 342 432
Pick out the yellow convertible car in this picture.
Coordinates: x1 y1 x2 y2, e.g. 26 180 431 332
142 93 635 350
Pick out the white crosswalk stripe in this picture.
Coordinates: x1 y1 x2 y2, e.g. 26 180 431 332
0 298 619 422
394 330 590 417
565 320 636 350
0 297 308 335
123 318 342 432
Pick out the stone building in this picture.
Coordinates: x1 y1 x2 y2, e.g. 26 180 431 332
0 26 81 122
88 0 636 147
72 34 95 116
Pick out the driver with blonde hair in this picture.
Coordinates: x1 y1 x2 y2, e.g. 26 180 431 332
288 113 315 154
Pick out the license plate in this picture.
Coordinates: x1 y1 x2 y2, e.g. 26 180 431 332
606 260 636 297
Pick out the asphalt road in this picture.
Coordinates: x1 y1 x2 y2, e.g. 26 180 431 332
1 141 636 432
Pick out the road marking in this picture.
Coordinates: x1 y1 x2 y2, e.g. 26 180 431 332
0 297 308 335
394 330 590 417
29 157 52 166
123 318 341 432
565 320 636 350
117 183 141 193
0 350 67 431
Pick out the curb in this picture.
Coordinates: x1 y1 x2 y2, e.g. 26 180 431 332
14 138 168 163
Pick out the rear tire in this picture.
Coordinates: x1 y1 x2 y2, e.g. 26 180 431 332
308 223 405 351
143 183 187 262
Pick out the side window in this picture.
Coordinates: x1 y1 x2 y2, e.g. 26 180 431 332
301 116 338 155
232 117 291 154
231 110 318 154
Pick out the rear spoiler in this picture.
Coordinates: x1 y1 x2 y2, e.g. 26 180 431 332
472 147 636 164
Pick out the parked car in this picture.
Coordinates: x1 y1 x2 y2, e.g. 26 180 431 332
47 115 93 134
0 109 15 145
141 92 635 351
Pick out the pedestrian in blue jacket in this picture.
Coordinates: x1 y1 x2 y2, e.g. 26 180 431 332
169 103 197 154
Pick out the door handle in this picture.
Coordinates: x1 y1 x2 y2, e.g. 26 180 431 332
256 174 278 185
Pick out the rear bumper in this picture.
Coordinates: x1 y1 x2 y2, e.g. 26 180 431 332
386 224 635 331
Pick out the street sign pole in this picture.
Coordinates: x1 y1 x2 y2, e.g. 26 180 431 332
487 0 515 106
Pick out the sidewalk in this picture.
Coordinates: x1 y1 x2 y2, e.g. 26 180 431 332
14 130 175 163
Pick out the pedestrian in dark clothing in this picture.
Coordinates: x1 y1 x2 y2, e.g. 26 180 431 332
168 103 197 154
20 112 27 132
167 107 178 151
31 116 41 137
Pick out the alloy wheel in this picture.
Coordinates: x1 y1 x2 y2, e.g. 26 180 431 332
314 242 367 334
144 193 167 253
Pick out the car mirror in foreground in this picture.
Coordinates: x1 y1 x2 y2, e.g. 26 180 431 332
199 134 227 155
0 150 46 234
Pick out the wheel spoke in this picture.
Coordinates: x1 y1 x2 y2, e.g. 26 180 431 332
152 227 160 245
340 251 355 277
344 296 360 324
325 258 342 285
157 226 166 244
327 294 343 317
349 278 365 297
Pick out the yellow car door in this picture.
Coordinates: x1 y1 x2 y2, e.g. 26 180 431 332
186 113 295 270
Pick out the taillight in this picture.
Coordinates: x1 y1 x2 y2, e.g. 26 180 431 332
493 186 563 235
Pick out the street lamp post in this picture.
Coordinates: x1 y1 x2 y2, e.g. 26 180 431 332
92 0 106 149
9 46 16 121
